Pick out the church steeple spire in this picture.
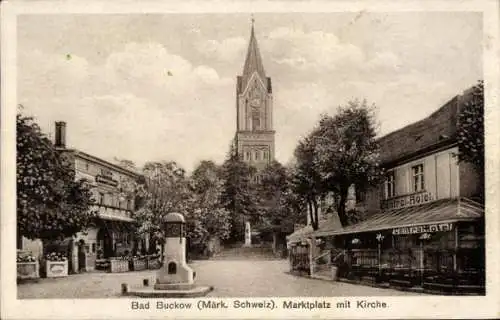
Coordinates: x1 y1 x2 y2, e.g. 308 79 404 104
242 16 266 90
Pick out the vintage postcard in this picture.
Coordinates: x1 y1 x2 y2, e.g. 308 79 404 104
1 0 499 319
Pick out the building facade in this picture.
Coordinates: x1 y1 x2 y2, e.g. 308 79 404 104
313 87 484 293
234 22 275 171
19 122 144 273
287 86 485 293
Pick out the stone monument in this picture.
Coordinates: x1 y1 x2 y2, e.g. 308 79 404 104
124 212 213 298
244 221 252 247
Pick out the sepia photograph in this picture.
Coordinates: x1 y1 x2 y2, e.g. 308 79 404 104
2 1 499 319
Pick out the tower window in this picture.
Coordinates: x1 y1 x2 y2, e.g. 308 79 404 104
252 112 260 131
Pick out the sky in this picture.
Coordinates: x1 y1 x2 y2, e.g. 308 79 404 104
17 12 483 172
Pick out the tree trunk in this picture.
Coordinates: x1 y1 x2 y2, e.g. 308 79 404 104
337 190 349 227
311 198 319 230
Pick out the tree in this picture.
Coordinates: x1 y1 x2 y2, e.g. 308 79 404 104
457 80 484 199
291 135 325 230
186 160 231 252
220 144 258 242
17 113 97 240
134 161 191 252
258 161 305 232
312 100 383 227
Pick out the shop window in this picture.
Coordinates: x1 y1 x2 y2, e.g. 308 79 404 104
385 171 395 198
412 164 425 192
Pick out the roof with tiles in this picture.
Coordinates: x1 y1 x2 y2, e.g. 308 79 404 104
377 95 460 166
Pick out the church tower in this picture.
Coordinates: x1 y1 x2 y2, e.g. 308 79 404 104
235 20 275 171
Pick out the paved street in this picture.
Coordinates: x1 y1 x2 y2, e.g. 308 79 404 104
18 260 424 298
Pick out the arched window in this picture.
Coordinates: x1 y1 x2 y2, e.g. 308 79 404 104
252 111 260 131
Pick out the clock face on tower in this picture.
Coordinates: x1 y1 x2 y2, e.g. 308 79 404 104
249 83 262 108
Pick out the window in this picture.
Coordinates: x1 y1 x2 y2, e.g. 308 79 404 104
252 111 260 131
385 171 395 199
99 192 105 205
356 188 366 202
264 150 269 160
412 164 425 192
254 150 258 161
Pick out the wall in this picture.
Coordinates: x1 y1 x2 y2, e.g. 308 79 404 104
387 146 459 202
358 146 462 211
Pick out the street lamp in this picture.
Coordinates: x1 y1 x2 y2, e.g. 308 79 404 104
376 233 385 276
418 233 432 285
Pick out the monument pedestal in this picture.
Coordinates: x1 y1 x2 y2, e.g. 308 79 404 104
124 212 213 298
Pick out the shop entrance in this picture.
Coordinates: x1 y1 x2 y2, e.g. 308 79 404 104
97 227 113 258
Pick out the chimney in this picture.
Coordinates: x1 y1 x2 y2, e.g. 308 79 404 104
54 121 66 148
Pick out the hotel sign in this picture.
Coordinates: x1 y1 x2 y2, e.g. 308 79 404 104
393 223 454 235
95 174 119 187
381 191 434 210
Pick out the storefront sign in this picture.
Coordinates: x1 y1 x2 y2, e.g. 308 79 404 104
95 175 119 187
381 191 434 210
392 223 454 235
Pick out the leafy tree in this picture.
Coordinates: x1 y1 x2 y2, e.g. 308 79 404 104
186 160 231 251
220 144 258 242
257 161 305 232
312 100 383 227
457 80 484 199
134 161 191 253
17 113 97 240
291 135 325 230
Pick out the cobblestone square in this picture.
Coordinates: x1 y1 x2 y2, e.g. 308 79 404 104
18 260 424 299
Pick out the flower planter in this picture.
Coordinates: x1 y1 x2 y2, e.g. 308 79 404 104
17 261 40 280
133 258 147 271
147 256 161 270
110 259 130 273
46 260 68 278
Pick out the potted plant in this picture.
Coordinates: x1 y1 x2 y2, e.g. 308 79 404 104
17 251 40 280
45 252 68 278
132 255 147 271
109 255 130 273
147 253 161 270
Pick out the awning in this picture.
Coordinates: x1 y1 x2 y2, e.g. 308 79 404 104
312 197 484 237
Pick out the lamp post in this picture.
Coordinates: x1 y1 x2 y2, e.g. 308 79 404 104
376 233 385 279
419 232 432 286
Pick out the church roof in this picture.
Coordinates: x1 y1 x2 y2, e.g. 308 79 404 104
241 23 266 91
